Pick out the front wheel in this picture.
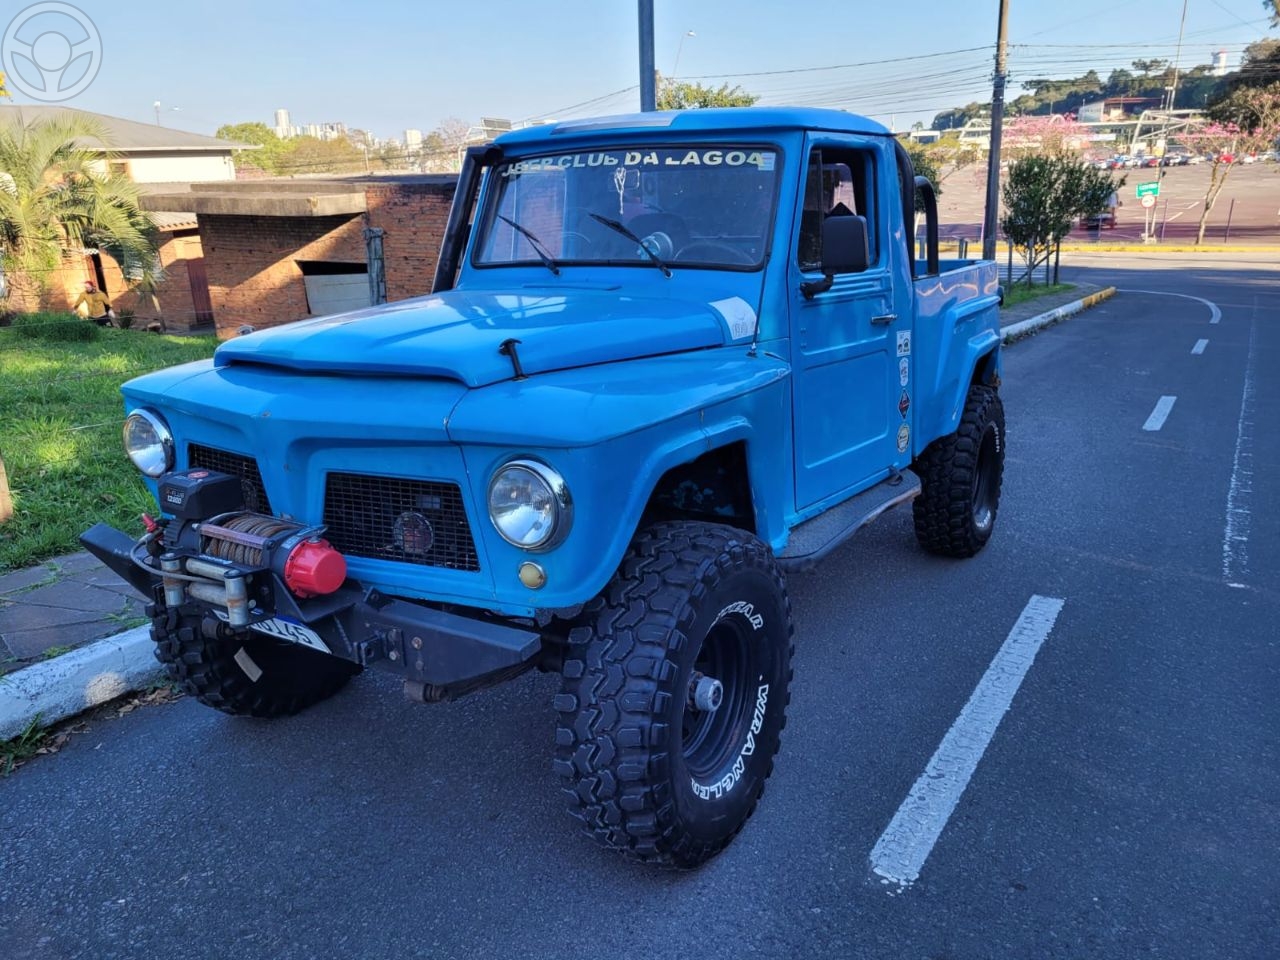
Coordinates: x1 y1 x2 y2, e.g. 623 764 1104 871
554 522 794 867
912 384 1005 558
148 602 359 718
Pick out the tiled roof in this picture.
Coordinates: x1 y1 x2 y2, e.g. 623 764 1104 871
0 105 252 153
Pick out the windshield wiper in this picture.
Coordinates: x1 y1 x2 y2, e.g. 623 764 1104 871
588 213 673 277
497 214 560 276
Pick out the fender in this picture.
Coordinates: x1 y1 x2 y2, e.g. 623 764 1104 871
450 352 792 615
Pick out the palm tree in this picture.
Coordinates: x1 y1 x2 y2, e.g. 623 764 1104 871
0 113 156 309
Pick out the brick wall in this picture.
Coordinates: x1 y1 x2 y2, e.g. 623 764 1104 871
197 178 456 338
364 180 455 302
198 214 365 336
5 232 201 332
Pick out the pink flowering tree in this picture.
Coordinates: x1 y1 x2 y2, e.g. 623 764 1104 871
1001 114 1095 158
1183 85 1280 243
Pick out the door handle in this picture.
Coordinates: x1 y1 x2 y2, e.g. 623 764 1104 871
871 313 897 326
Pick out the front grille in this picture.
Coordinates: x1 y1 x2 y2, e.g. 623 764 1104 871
322 472 480 572
188 444 273 515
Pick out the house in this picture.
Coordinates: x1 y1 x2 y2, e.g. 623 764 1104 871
139 175 457 338
0 105 252 330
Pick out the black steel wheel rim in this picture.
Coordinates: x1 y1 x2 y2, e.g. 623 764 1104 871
682 615 755 780
972 424 999 532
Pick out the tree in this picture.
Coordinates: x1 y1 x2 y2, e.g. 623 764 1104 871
0 71 9 98
1131 58 1169 76
1186 84 1280 243
215 121 289 175
418 131 451 173
1001 114 1094 158
1220 39 1280 96
1000 156 1124 286
1268 0 1278 25
931 102 990 131
656 75 758 110
274 136 364 175
0 115 156 308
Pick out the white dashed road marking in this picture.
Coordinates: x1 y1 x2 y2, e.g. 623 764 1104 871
1143 396 1177 431
870 595 1066 888
1192 339 1208 355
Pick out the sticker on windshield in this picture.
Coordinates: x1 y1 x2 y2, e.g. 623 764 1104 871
501 149 777 177
710 297 758 341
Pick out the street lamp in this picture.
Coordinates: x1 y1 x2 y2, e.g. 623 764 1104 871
672 30 695 79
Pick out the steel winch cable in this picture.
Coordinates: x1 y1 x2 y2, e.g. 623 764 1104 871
201 514 300 567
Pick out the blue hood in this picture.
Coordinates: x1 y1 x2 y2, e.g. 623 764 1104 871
214 289 732 388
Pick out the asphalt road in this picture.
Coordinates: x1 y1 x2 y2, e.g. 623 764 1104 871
3 255 1277 959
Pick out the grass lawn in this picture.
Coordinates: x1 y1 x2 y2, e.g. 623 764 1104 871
0 324 218 571
1000 282 1076 310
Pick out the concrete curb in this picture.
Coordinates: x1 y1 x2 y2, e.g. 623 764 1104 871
1001 286 1116 344
0 625 161 741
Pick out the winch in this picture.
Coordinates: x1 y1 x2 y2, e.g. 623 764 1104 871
150 468 347 627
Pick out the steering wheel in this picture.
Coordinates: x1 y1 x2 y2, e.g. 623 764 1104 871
560 231 593 256
674 241 754 265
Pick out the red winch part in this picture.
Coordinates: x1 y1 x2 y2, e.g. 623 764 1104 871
283 538 347 598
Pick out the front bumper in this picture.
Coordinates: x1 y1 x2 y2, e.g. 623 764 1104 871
80 522 542 694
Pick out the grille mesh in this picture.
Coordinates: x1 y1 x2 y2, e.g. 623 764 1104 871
188 444 273 515
323 472 480 572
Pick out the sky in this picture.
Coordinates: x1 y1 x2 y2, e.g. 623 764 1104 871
1 0 1275 139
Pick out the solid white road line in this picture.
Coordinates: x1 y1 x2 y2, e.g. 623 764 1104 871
1143 396 1177 431
869 595 1066 888
1223 305 1258 587
1120 289 1221 324
1192 339 1209 355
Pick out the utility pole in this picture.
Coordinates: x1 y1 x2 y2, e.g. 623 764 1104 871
981 0 1011 261
638 0 656 112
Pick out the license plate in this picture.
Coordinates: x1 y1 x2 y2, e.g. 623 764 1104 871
214 610 330 654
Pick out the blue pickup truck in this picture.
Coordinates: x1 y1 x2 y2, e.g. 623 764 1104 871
84 107 1004 867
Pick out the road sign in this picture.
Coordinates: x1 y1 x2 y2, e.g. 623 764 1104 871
1136 181 1160 198
1141 194 1156 209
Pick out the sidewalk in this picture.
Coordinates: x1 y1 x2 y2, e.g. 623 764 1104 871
0 552 147 678
0 282 1115 739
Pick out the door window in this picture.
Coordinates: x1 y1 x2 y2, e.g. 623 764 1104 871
797 148 877 272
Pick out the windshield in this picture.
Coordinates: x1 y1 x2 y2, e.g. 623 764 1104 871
474 145 780 271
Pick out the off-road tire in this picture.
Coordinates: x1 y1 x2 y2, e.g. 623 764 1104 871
554 521 794 868
147 601 359 718
912 383 1005 558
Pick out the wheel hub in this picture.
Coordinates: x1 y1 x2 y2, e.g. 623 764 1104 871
689 672 724 713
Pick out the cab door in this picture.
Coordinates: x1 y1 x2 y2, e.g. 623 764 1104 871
789 138 912 511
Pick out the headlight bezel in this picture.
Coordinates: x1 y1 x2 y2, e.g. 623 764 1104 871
486 458 573 551
122 408 175 478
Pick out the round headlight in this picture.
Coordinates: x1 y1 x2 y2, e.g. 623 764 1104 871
122 409 174 478
487 459 572 550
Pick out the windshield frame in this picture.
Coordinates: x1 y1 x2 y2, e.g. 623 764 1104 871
469 141 785 275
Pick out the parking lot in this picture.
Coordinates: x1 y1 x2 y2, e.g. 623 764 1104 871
2 252 1276 960
936 159 1280 246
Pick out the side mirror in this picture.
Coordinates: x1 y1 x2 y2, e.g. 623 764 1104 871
821 214 870 275
801 215 870 299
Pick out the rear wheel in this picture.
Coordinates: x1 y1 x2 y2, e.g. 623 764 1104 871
554 522 793 867
912 384 1005 558
148 600 358 718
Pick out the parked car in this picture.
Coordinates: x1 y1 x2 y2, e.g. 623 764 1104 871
82 107 1007 868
